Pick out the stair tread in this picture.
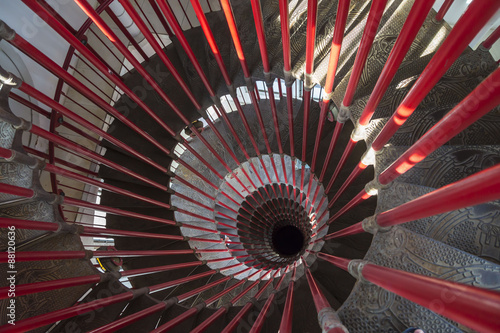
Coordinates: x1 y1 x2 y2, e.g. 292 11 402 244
339 225 500 333
375 144 500 188
378 181 500 262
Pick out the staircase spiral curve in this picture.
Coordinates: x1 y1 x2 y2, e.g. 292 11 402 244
1 0 500 332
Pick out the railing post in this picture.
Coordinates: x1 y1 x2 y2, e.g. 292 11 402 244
319 254 500 333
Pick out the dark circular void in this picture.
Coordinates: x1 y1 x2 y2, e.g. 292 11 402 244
272 225 305 256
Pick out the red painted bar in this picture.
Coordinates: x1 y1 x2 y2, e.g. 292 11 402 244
75 0 191 125
191 270 273 333
189 0 232 85
323 222 364 241
62 196 178 226
279 263 297 332
89 268 250 333
250 0 270 73
343 0 388 107
81 226 186 243
245 269 287 333
89 27 131 71
435 0 454 21
0 218 59 232
0 274 101 299
147 0 174 37
325 139 357 193
21 0 176 137
154 268 265 332
23 146 99 177
97 0 149 61
305 267 330 311
482 25 500 49
316 253 350 271
377 164 500 228
302 90 312 161
327 162 368 208
287 86 295 157
222 303 253 333
221 0 250 77
7 34 172 155
0 291 134 333
371 0 500 152
279 0 291 72
305 0 318 75
151 264 244 294
311 0 350 172
379 68 500 185
324 164 500 241
118 0 201 110
89 303 166 333
45 163 171 209
19 83 166 173
327 189 371 224
30 125 168 191
0 183 34 198
358 0 436 126
319 122 344 182
156 0 216 96
363 263 500 333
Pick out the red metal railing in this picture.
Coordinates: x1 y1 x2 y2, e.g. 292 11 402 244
0 0 499 332
319 254 500 333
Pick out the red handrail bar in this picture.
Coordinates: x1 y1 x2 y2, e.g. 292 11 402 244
29 125 168 191
0 182 35 199
153 268 267 332
358 0 436 126
287 86 296 157
327 0 500 221
242 268 287 333
23 146 99 177
97 0 149 61
0 255 235 299
0 262 255 333
305 267 348 333
44 163 171 209
190 0 272 170
319 254 500 332
324 164 500 241
9 91 102 144
0 248 243 263
327 161 368 208
149 261 254 294
18 82 166 173
250 0 270 73
221 0 278 186
482 24 500 49
88 27 132 71
279 0 291 73
118 0 201 110
279 262 297 332
379 68 500 185
435 0 454 21
147 0 174 37
21 0 175 136
74 0 195 127
0 290 135 333
324 138 356 195
342 0 388 107
3 29 170 154
371 0 500 152
191 269 276 333
319 121 344 183
311 0 350 172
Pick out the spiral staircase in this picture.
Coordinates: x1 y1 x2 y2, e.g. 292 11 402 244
1 0 500 332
